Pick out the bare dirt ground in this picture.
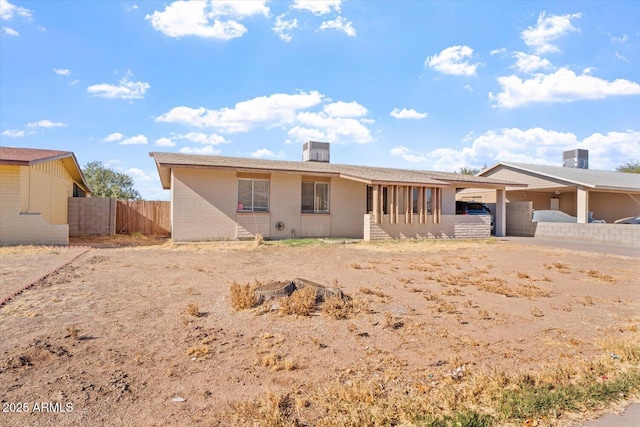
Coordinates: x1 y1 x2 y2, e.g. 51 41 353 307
0 238 638 426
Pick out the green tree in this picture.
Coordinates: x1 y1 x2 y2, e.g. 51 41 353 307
457 165 486 175
616 159 640 174
83 161 142 199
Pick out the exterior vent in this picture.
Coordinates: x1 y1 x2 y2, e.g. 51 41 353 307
562 149 588 169
302 141 330 163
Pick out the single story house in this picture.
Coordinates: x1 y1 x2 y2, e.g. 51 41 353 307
462 161 640 224
0 147 91 245
150 142 522 242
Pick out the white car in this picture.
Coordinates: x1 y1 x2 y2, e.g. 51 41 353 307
532 210 606 223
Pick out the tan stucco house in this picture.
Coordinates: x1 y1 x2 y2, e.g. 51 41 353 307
464 162 640 224
0 147 91 245
150 143 521 242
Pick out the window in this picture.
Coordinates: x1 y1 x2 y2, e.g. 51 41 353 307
302 182 329 213
237 179 269 212
366 186 388 214
410 188 432 215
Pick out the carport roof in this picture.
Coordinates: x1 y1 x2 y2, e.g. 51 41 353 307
150 152 523 190
481 162 640 193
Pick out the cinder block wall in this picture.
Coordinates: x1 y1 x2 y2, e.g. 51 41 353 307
506 201 537 237
364 214 490 241
68 197 116 237
534 223 640 246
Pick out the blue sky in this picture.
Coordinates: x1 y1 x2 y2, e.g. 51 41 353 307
1 0 639 200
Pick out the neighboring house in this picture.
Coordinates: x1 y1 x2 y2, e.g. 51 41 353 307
0 147 91 245
466 162 640 224
150 142 521 242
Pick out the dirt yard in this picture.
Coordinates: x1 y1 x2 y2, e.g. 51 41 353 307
0 239 638 426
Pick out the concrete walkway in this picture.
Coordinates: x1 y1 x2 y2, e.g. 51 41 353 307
499 236 640 257
574 403 640 426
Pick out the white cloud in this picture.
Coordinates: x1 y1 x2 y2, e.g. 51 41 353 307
273 13 297 42
0 0 31 20
425 45 479 76
250 148 286 159
615 51 629 62
155 137 176 147
70 79 80 86
512 52 552 73
120 134 148 145
491 68 640 108
1 129 24 137
319 16 356 37
490 48 506 56
156 90 325 132
53 68 71 76
2 26 18 36
126 4 139 12
26 119 66 128
295 111 373 144
287 126 326 143
464 84 474 92
390 128 640 172
390 108 428 120
611 34 627 44
291 0 342 15
178 132 228 145
102 132 124 142
324 101 367 117
146 0 269 40
126 167 154 182
179 146 221 155
87 72 150 100
521 12 581 54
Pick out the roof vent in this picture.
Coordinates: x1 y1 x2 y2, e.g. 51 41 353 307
562 149 588 169
302 141 330 163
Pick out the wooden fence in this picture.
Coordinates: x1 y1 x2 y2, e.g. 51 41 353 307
116 200 170 236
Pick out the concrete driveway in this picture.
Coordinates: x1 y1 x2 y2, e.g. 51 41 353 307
500 236 640 257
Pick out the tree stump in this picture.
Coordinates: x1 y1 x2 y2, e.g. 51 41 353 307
292 278 343 301
254 281 295 302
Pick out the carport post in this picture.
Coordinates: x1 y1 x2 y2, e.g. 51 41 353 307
577 186 589 224
496 188 506 237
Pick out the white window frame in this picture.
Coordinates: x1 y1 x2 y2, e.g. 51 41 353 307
237 178 269 212
301 181 330 213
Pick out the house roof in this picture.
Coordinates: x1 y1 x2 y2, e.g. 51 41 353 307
0 147 91 193
480 162 640 192
150 151 523 190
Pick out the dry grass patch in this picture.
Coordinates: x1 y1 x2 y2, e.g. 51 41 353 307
584 269 616 284
230 281 258 310
65 325 80 340
358 287 389 299
187 345 209 359
321 295 369 320
433 300 457 314
259 352 297 371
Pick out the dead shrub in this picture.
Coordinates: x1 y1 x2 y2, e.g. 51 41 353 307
280 287 317 316
259 353 297 371
585 270 616 284
230 282 258 311
185 303 201 317
444 288 465 297
66 325 80 340
254 233 264 247
434 300 457 314
321 295 352 320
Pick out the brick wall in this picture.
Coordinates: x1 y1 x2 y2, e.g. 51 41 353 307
68 197 116 237
300 214 331 237
534 223 640 246
364 214 490 241
236 213 270 239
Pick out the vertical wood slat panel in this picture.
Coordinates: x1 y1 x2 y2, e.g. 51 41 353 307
116 200 170 235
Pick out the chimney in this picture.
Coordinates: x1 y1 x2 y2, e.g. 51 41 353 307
562 149 588 169
302 141 330 163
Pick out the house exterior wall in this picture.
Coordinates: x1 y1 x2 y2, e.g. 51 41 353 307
364 214 490 241
589 192 640 223
270 174 301 239
0 165 68 245
171 168 238 241
329 177 365 238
